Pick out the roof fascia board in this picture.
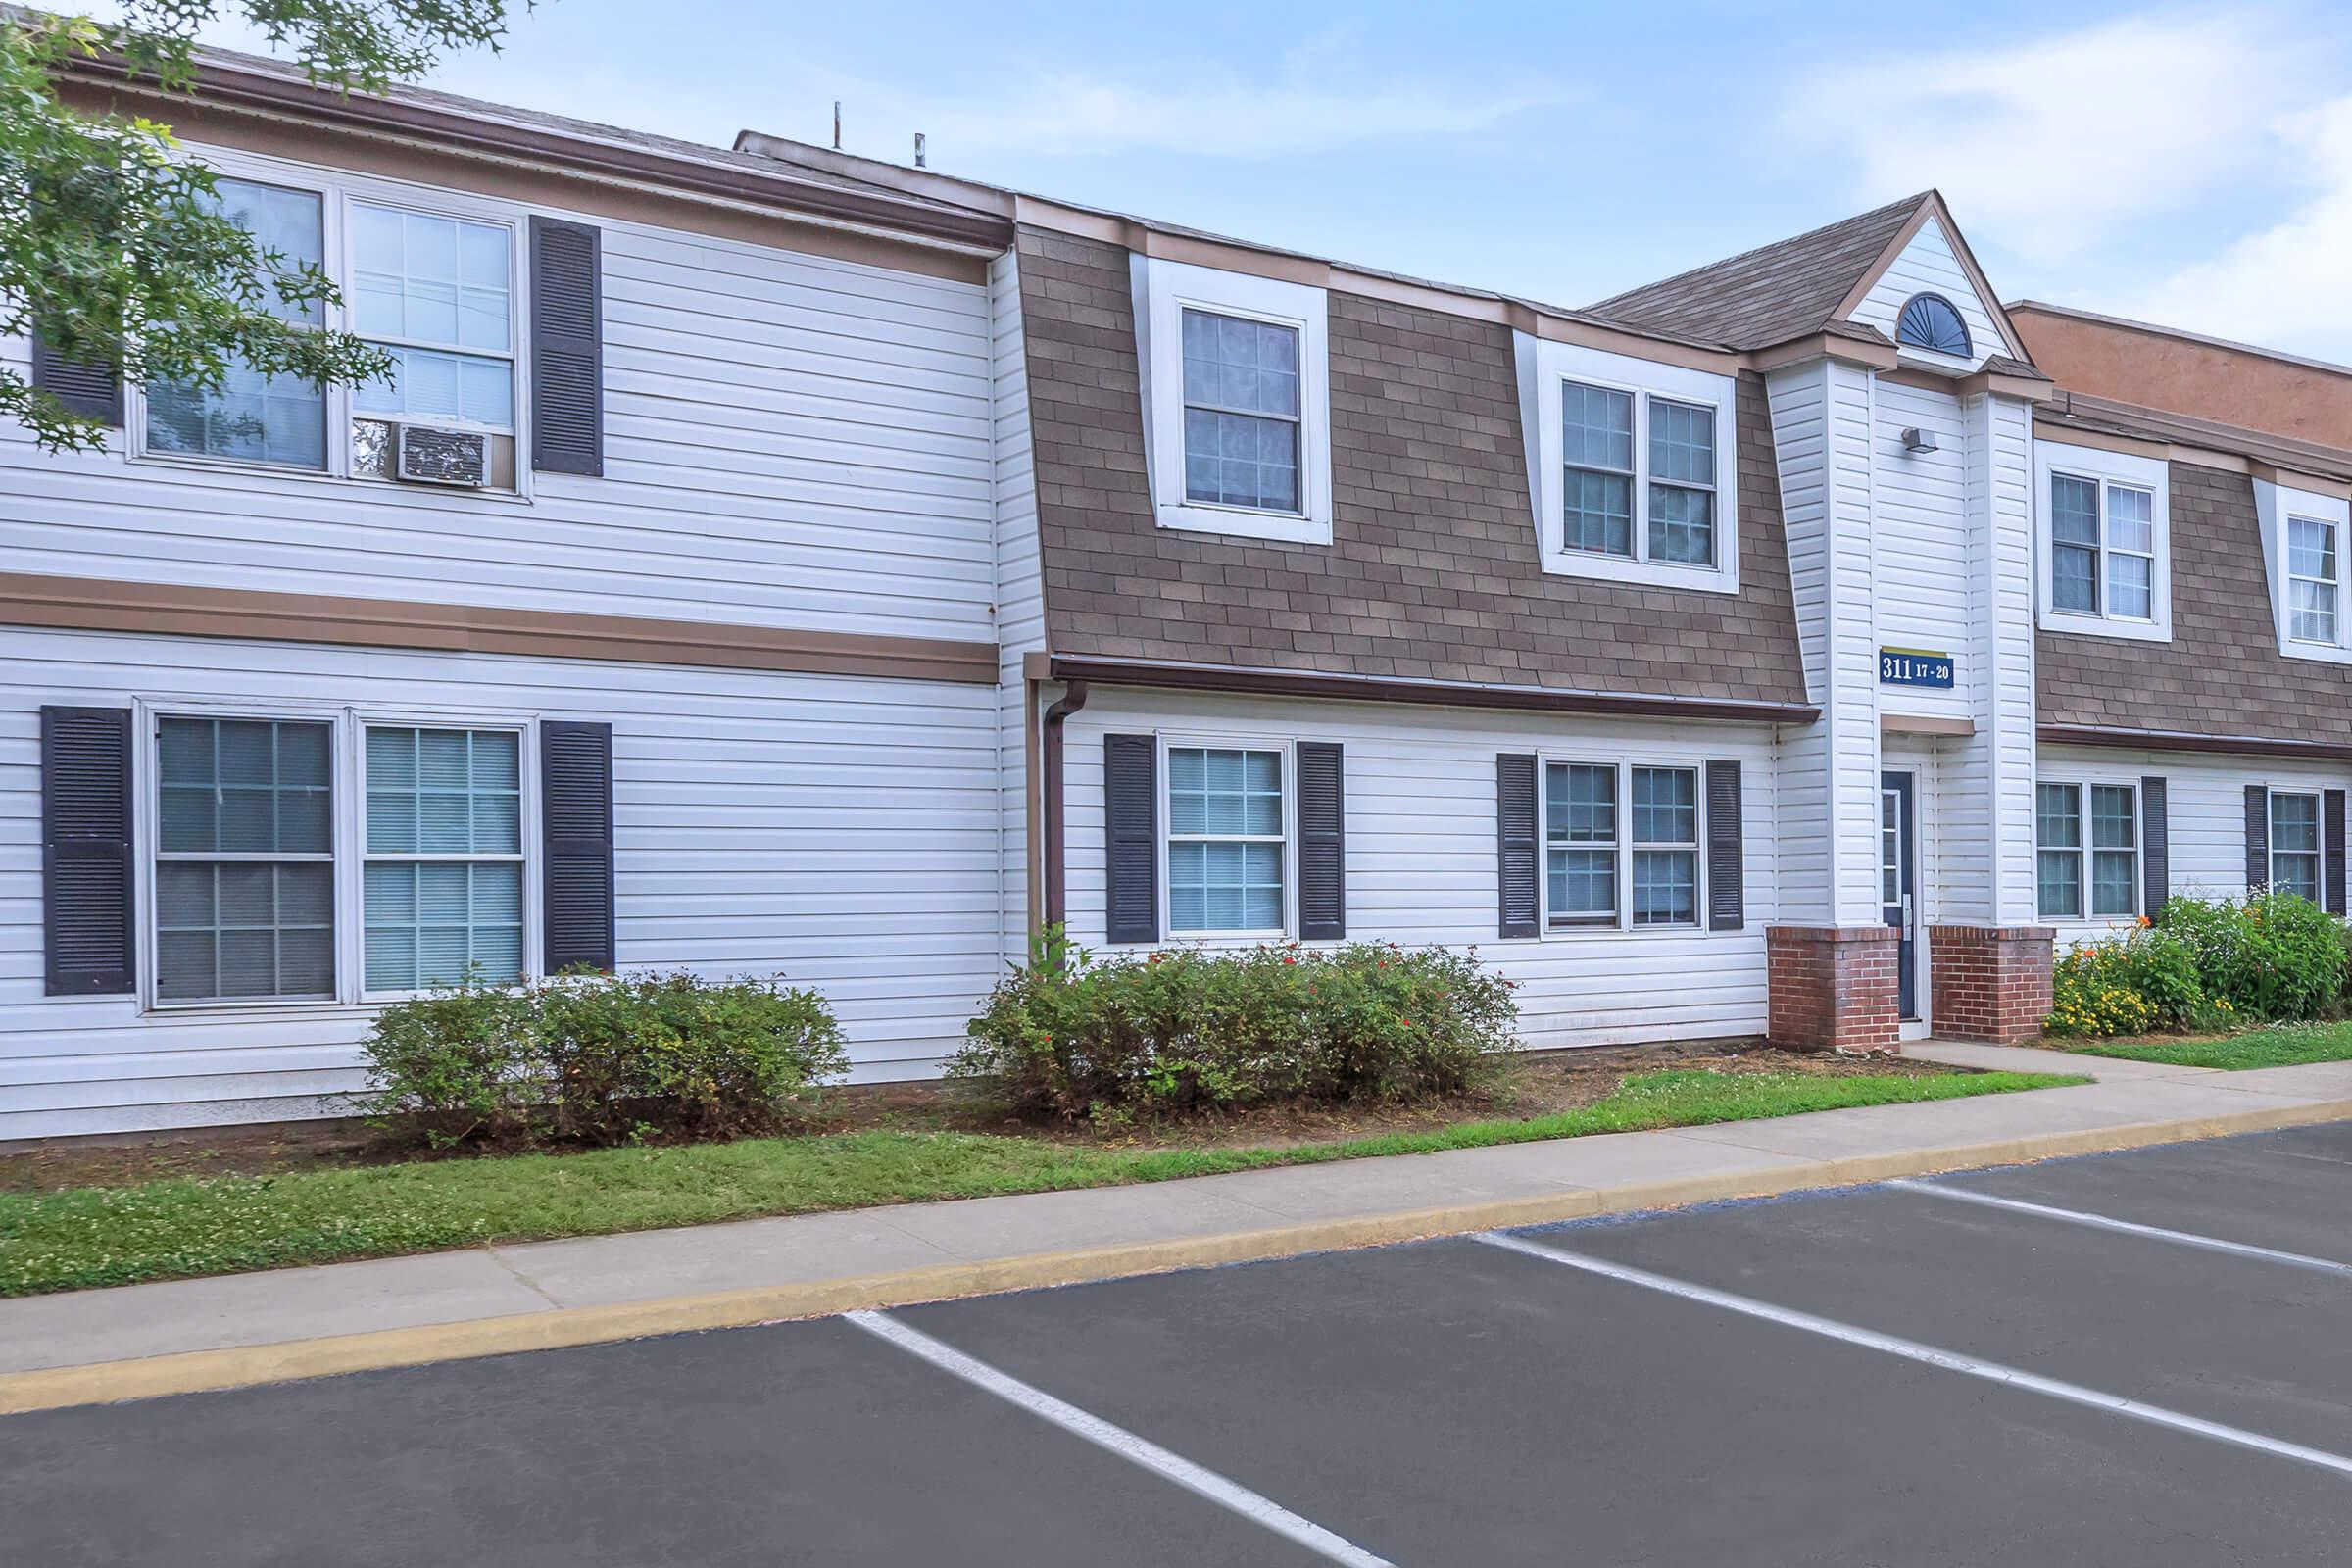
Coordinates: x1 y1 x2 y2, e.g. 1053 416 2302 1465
72 56 1014 254
2036 415 2346 489
1048 655 1820 725
2040 722 2352 762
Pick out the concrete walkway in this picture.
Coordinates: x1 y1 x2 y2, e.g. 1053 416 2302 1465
8 1042 2352 1413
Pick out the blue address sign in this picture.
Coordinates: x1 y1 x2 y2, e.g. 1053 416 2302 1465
1879 648 1955 690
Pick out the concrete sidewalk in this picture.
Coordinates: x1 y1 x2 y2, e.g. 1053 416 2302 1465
8 1042 2352 1413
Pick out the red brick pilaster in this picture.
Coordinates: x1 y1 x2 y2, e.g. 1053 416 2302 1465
1929 924 2055 1044
1766 925 1901 1054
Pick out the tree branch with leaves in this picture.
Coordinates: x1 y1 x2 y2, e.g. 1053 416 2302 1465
1 1 518 451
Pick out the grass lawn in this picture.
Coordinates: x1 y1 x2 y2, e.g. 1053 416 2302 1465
2071 1018 2352 1070
0 1066 2080 1298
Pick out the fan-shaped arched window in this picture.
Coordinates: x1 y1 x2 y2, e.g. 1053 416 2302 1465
1896 293 1973 357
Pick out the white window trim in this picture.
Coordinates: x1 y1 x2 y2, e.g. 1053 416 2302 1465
1155 732 1296 945
2255 478 2352 663
132 697 542 1015
2034 442 2171 642
2268 788 2324 900
1515 336 1740 595
123 141 535 504
1131 258 1332 546
1537 754 1709 935
2034 776 2146 926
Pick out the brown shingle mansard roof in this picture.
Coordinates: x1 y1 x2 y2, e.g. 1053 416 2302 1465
1582 193 1934 350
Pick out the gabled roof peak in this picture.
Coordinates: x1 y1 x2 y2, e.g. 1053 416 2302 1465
1583 192 1945 353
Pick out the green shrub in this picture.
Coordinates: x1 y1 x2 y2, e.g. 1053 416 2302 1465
363 970 847 1147
950 929 1518 1121
2160 892 2346 1023
2045 925 2204 1038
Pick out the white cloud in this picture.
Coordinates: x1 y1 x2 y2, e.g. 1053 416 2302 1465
2122 96 2352 353
1782 13 2306 264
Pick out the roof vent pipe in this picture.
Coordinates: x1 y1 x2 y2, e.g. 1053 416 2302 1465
832 101 842 151
914 132 927 169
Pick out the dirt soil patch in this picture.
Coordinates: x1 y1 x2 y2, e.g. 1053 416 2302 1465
0 1039 1958 1195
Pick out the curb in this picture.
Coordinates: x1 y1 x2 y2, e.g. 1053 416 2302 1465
6 1095 2349 1416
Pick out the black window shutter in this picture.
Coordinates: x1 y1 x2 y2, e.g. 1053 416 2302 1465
1497 753 1538 939
529 216 604 475
32 324 122 425
41 707 134 995
1103 735 1158 945
2140 776 2169 918
1297 742 1346 941
2245 784 2270 893
541 721 615 973
2328 790 2348 916
1705 760 1744 931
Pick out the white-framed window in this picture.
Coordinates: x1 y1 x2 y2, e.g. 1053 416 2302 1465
2289 517 2339 645
1132 257 1332 545
360 725 526 995
2034 442 2170 642
1543 759 1703 931
1164 742 1289 938
2270 790 2322 902
2035 780 2139 921
2256 478 2352 663
1517 337 1740 594
141 703 537 1010
129 144 528 496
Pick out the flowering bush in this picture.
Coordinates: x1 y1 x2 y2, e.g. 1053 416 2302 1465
2046 894 2343 1038
951 928 1519 1120
2159 892 2346 1023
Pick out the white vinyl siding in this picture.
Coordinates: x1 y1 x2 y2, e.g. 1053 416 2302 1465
1063 688 1776 1052
1 144 999 646
0 627 1004 1139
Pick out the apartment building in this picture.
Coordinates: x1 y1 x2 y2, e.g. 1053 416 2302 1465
6 47 2346 1137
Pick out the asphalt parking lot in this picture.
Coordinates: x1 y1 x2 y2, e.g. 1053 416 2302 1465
12 1123 2352 1565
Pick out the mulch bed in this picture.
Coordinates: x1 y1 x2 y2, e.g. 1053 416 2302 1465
0 1038 1959 1195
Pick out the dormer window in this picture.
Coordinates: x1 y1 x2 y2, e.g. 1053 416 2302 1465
1131 258 1332 546
1896 293 1972 358
2034 441 2171 643
1516 338 1740 595
2254 477 2352 663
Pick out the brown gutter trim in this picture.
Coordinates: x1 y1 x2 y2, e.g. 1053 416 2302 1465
70 58 1013 254
0 572 999 684
1050 657 1819 725
2040 723 2352 762
1040 680 1089 935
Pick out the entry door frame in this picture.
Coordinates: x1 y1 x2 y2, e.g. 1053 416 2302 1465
1880 769 1921 1024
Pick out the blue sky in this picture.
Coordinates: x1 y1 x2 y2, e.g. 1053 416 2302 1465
211 0 2352 362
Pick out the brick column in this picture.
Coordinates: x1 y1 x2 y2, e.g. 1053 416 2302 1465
1766 925 1901 1054
1929 924 2055 1044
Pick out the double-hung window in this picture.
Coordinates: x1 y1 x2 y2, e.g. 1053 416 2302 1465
1166 746 1286 936
2271 791 2322 901
362 727 525 991
1543 760 1700 930
134 159 524 491
144 177 329 471
1180 309 1301 515
348 203 517 472
2289 517 2340 645
2049 474 2156 620
149 711 532 1007
1559 382 1718 568
1522 341 1739 592
2037 782 2139 920
155 717 336 1002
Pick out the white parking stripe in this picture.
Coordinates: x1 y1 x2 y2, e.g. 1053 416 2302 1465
1473 1231 2352 1479
1887 1179 2352 1279
845 1310 1396 1568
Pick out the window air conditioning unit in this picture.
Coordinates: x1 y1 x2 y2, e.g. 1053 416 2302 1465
394 423 491 488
